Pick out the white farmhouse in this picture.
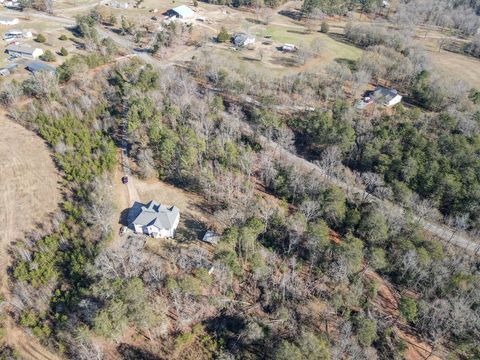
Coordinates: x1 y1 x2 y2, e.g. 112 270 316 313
131 200 180 238
373 87 402 107
5 44 44 59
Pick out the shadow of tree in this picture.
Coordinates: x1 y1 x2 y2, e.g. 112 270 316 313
278 9 303 21
246 17 267 25
176 214 206 243
117 343 161 360
270 56 299 67
335 57 358 70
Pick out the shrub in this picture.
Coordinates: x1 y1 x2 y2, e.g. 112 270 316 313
58 34 68 40
40 50 56 62
320 20 329 33
356 317 377 347
35 33 47 43
60 47 68 56
400 297 418 323
217 27 230 43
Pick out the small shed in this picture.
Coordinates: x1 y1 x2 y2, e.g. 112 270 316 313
282 43 296 52
202 230 221 245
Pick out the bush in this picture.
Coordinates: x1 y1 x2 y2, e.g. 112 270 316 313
40 50 56 62
217 27 230 43
60 47 68 56
400 297 418 323
58 34 68 40
356 317 377 347
320 20 329 33
35 34 47 43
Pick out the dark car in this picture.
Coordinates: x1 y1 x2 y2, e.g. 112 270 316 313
122 176 128 184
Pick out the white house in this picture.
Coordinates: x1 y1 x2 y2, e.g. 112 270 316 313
131 200 180 238
233 33 255 47
5 44 44 59
167 5 195 19
0 18 19 26
373 87 402 107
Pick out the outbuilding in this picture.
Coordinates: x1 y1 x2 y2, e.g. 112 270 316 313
233 33 255 47
26 61 56 74
373 87 402 107
6 44 44 59
282 43 296 52
167 5 195 19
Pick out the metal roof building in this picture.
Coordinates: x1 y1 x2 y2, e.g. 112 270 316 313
26 61 56 74
6 44 43 59
169 5 195 19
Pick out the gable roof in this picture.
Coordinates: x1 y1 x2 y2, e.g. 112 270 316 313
171 5 194 18
26 61 55 73
233 33 254 46
373 87 400 102
132 200 180 230
6 44 40 55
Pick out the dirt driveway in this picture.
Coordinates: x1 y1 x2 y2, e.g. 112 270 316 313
0 115 61 360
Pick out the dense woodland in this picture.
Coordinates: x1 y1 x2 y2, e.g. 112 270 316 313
0 2 479 360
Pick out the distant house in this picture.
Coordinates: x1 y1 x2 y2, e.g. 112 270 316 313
167 5 195 19
108 0 129 9
0 63 17 76
6 44 44 59
0 18 19 26
282 43 296 52
4 1 21 9
26 61 56 74
373 87 402 107
3 30 32 42
233 33 255 47
131 200 180 238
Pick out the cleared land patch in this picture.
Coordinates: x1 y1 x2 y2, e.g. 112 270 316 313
0 116 61 359
0 116 61 286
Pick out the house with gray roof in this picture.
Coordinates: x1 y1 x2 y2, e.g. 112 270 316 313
26 61 56 74
5 44 43 59
233 33 255 47
373 87 402 107
131 200 180 238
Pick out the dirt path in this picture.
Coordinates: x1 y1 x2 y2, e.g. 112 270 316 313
0 115 62 360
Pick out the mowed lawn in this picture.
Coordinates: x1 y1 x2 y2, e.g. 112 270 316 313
265 25 363 61
428 49 480 89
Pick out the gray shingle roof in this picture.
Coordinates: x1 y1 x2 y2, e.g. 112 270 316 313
26 61 55 73
373 87 399 102
6 44 37 55
132 201 179 230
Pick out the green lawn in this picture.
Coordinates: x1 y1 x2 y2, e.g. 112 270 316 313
265 25 362 62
